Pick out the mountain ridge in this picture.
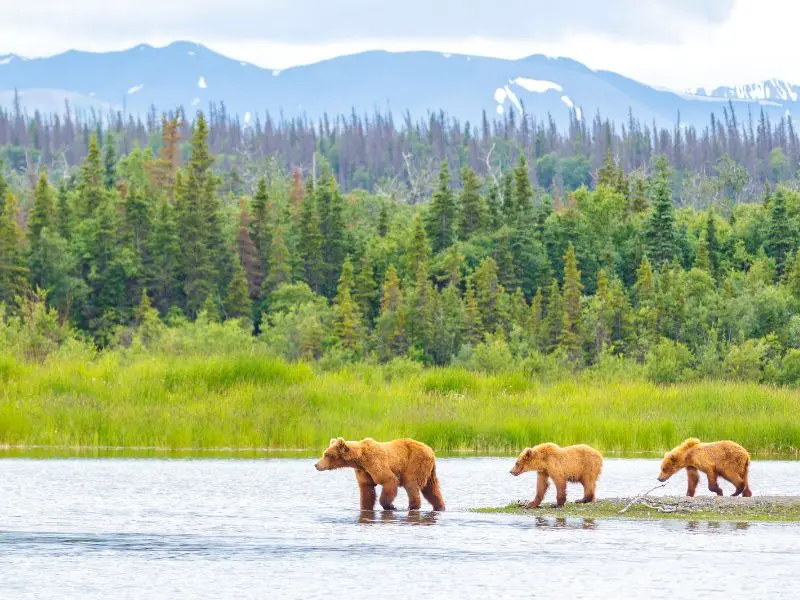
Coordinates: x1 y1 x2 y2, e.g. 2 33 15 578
0 41 797 128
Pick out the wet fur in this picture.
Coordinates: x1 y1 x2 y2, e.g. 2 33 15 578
658 438 752 497
511 443 603 508
315 437 445 511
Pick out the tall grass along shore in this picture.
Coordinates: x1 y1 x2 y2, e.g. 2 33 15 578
1 348 799 457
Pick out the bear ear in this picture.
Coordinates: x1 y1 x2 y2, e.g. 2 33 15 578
329 438 338 446
524 448 533 459
663 451 670 458
335 438 349 453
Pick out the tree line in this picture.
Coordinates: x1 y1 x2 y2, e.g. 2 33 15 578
4 109 800 384
1 99 799 206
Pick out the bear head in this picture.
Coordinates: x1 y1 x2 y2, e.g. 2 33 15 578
510 444 555 476
315 437 355 471
657 438 700 481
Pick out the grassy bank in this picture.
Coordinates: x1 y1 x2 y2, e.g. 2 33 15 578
474 497 800 522
1 351 800 456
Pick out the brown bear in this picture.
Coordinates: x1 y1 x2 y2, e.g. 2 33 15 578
510 443 603 508
315 437 446 511
658 438 752 497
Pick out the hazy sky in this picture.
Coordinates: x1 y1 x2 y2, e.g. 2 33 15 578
1 0 794 90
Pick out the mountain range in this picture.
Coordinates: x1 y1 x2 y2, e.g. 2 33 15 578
0 41 797 129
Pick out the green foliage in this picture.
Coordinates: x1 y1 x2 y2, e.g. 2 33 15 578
645 339 694 384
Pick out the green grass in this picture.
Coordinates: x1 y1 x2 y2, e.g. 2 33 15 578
1 351 800 456
473 500 800 522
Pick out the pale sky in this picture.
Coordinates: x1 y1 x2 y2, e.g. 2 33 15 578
1 0 795 91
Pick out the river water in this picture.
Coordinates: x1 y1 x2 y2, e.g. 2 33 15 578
0 458 798 599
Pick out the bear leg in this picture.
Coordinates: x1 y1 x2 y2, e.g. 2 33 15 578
405 484 422 511
706 471 724 496
421 469 446 511
525 472 550 509
686 467 699 497
552 476 567 507
359 483 377 510
577 478 596 503
379 482 399 510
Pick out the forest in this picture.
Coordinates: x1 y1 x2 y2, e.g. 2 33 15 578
3 103 800 388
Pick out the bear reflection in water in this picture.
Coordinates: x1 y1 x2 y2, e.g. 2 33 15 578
532 516 597 530
356 510 439 525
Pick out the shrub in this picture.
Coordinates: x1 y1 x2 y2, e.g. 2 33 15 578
645 339 694 384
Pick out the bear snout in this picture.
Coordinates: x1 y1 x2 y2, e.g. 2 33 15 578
314 462 324 471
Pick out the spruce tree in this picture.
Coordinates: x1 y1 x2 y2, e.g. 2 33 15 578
457 166 485 239
463 280 482 344
425 160 457 253
0 191 29 309
375 264 407 359
513 154 533 218
298 183 325 293
559 244 583 360
495 229 518 292
334 257 364 353
225 259 253 323
377 202 390 237
320 176 347 298
705 208 721 279
29 170 54 242
765 189 794 275
485 183 503 229
527 288 544 344
634 256 656 307
103 131 117 190
407 214 430 282
250 176 271 265
645 156 677 266
147 197 181 314
79 133 104 217
353 253 378 323
694 237 711 272
236 200 262 298
543 279 563 352
56 181 73 240
263 225 292 295
473 257 505 334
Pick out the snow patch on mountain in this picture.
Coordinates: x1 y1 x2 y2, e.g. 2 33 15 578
688 79 799 103
494 88 507 104
0 56 12 66
127 84 144 95
188 51 195 57
504 85 522 114
272 70 281 77
512 78 563 93
198 76 207 89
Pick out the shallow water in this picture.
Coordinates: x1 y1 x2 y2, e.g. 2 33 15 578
1 458 798 599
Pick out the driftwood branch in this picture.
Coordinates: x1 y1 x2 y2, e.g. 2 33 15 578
485 143 503 202
619 483 668 513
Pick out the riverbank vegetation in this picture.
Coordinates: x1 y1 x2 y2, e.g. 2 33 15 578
474 497 800 522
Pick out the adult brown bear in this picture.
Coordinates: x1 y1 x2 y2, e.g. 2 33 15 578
315 437 445 511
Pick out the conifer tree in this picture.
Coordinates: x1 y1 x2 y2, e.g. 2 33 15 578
298 182 325 293
463 280 482 344
225 259 253 323
29 170 54 242
56 181 73 240
0 174 7 217
425 160 457 253
495 229 519 292
147 197 180 314
407 213 430 282
559 244 583 360
250 177 271 264
513 154 533 218
784 250 800 299
705 208 720 279
374 264 407 359
765 189 794 275
235 200 262 298
320 176 347 298
645 156 677 266
377 202 390 237
502 171 515 223
334 257 364 353
527 287 544 344
457 166 485 239
79 134 104 217
634 255 656 307
103 131 117 190
510 287 528 329
542 279 563 352
263 225 292 296
694 237 711 272
0 191 29 308
473 257 505 334
353 253 378 323
485 183 503 229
